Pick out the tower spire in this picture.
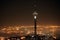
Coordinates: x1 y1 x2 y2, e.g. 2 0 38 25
32 0 39 40
33 0 37 12
32 0 40 12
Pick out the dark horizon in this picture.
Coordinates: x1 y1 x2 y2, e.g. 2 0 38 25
0 0 60 26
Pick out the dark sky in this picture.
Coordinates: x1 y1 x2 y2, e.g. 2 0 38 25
0 0 60 26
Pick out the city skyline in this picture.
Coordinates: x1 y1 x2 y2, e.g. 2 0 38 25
0 0 60 40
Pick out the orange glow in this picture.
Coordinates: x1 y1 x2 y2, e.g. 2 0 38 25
0 25 60 36
0 37 5 40
1 28 6 30
21 37 25 39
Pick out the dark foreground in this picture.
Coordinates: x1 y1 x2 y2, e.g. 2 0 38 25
4 35 60 40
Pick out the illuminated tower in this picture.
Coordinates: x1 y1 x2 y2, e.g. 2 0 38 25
32 11 38 40
32 0 40 40
33 11 38 36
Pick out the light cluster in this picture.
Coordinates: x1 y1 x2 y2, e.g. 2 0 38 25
0 25 60 37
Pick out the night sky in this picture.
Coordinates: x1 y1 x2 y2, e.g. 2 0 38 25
0 0 60 26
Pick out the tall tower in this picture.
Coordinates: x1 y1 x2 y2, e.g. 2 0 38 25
33 11 38 36
33 11 38 40
32 0 39 35
32 0 39 40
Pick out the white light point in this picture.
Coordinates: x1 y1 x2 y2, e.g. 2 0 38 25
34 16 36 19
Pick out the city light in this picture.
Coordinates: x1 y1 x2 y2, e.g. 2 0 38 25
0 25 59 35
0 25 60 40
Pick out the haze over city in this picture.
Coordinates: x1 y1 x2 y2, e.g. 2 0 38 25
0 0 60 40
